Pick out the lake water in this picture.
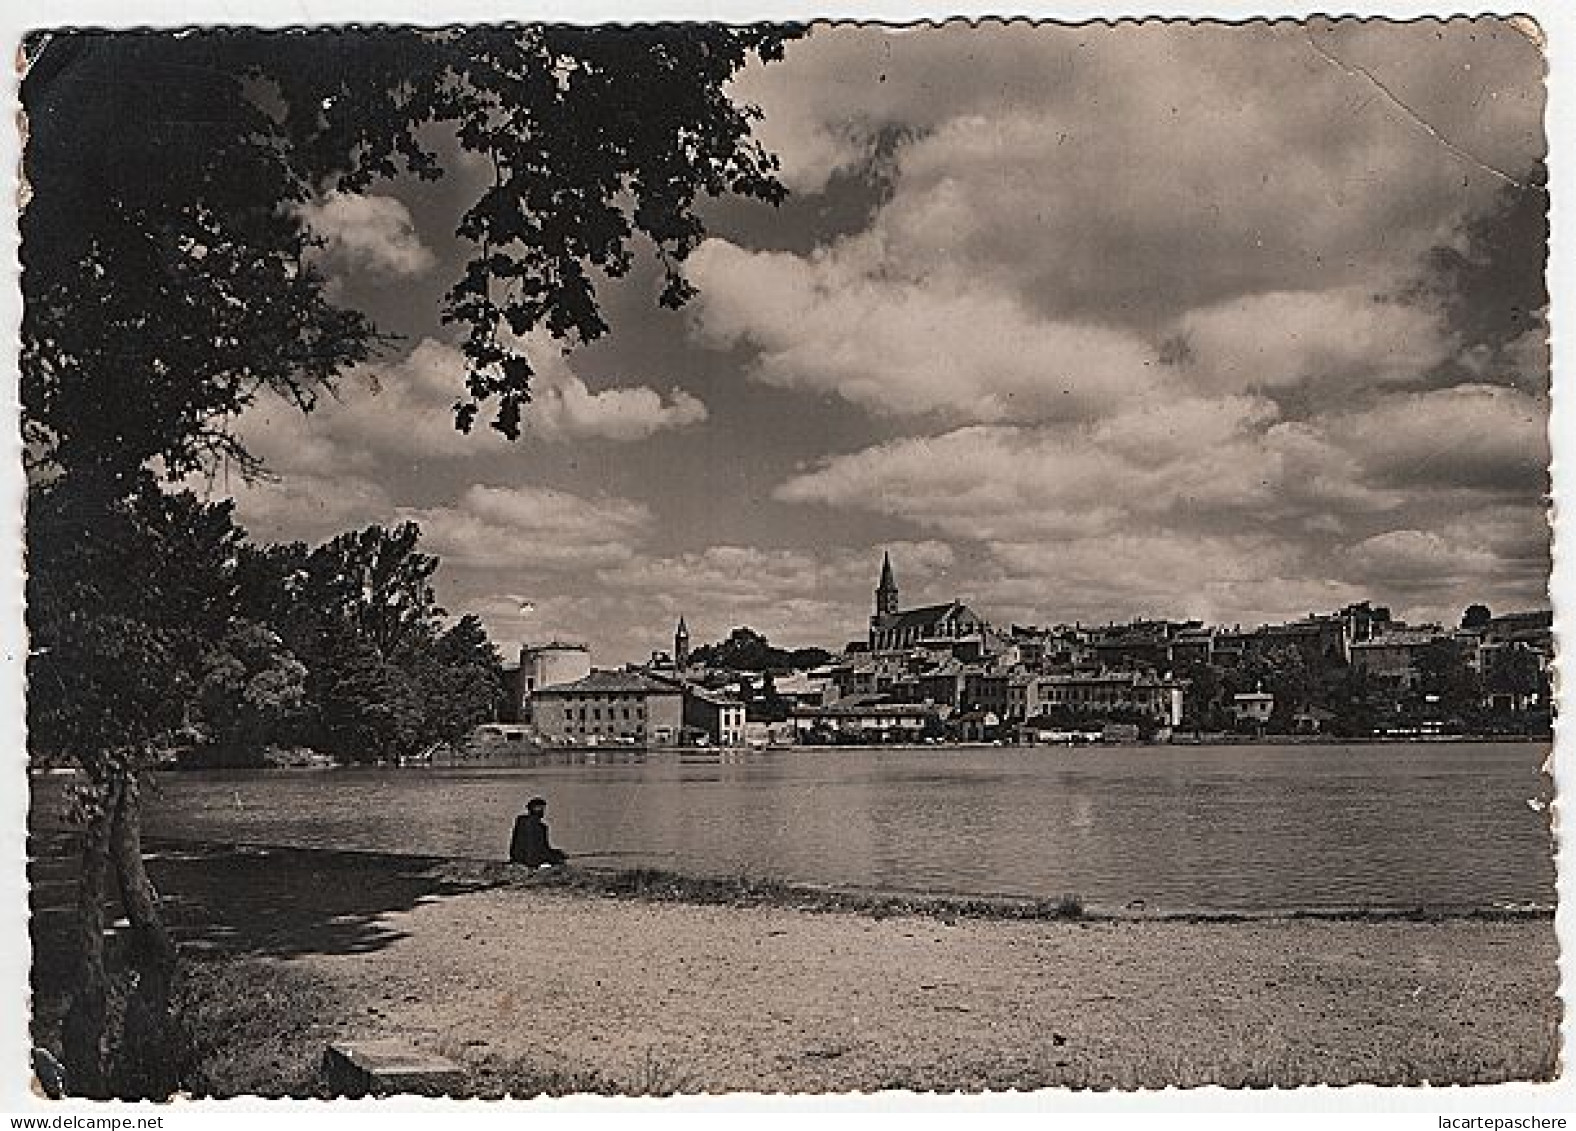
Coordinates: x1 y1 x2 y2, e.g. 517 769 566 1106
37 742 1556 915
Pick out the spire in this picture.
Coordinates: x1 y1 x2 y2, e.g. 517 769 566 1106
875 551 900 618
674 616 690 667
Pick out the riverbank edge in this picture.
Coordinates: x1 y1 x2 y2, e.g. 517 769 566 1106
141 836 1556 925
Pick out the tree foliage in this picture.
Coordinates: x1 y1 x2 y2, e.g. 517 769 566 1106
22 26 798 480
688 626 833 672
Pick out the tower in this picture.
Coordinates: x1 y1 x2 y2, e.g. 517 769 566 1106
674 616 690 668
875 551 899 619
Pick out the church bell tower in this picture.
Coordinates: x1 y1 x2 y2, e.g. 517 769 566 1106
875 551 899 619
674 616 690 668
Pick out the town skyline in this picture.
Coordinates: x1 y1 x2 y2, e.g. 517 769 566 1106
548 546 1549 669
191 20 1550 666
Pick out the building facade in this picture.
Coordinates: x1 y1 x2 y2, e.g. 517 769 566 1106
681 686 746 745
1019 672 1186 727
531 669 683 745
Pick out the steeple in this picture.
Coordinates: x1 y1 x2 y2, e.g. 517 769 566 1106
875 551 900 618
674 616 690 668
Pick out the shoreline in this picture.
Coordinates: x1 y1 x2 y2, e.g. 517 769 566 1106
29 835 1562 1095
144 836 1558 925
34 732 1547 774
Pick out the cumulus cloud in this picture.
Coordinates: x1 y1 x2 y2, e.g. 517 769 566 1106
231 336 710 468
773 394 1390 544
698 19 1545 427
1331 384 1549 493
530 374 708 441
1346 529 1504 586
216 469 397 547
398 484 653 572
298 192 436 279
1168 288 1454 394
688 238 1163 423
731 20 1542 324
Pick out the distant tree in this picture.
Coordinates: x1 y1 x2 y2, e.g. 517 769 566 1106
409 615 508 747
311 635 424 761
305 522 443 662
1414 639 1481 717
1483 644 1544 704
1324 666 1379 739
690 626 832 672
1462 604 1493 629
195 620 309 757
1175 661 1227 732
245 526 505 759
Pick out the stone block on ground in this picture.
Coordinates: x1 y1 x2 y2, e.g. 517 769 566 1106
322 1037 466 1097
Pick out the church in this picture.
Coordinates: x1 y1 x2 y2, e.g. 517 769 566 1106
867 552 990 654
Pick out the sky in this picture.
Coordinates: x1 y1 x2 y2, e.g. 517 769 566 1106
208 18 1551 667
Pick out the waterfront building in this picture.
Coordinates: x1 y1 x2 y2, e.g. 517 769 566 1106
502 641 592 722
531 669 683 745
789 699 942 742
963 670 1010 717
772 670 831 709
1019 671 1186 727
681 685 746 746
1230 690 1275 725
916 659 969 709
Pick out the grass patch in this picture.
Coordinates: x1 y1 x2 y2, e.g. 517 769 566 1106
434 1044 696 1099
174 956 345 1098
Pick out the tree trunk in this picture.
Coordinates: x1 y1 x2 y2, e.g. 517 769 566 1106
61 777 118 1099
109 772 182 1098
109 774 177 996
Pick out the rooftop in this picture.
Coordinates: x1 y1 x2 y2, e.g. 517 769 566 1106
536 669 683 696
874 601 976 632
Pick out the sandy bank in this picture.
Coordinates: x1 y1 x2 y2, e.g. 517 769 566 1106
110 844 1561 1094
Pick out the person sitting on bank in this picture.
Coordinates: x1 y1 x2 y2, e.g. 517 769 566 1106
510 796 567 868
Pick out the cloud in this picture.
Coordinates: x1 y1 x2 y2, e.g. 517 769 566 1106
1346 529 1504 586
732 20 1544 326
530 373 708 441
399 484 653 572
231 337 710 469
212 469 397 547
688 238 1162 423
298 192 436 278
977 533 1366 629
1331 384 1549 493
768 368 1547 632
1168 288 1453 394
773 395 1375 543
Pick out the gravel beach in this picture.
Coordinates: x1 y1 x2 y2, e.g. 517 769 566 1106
98 845 1560 1095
